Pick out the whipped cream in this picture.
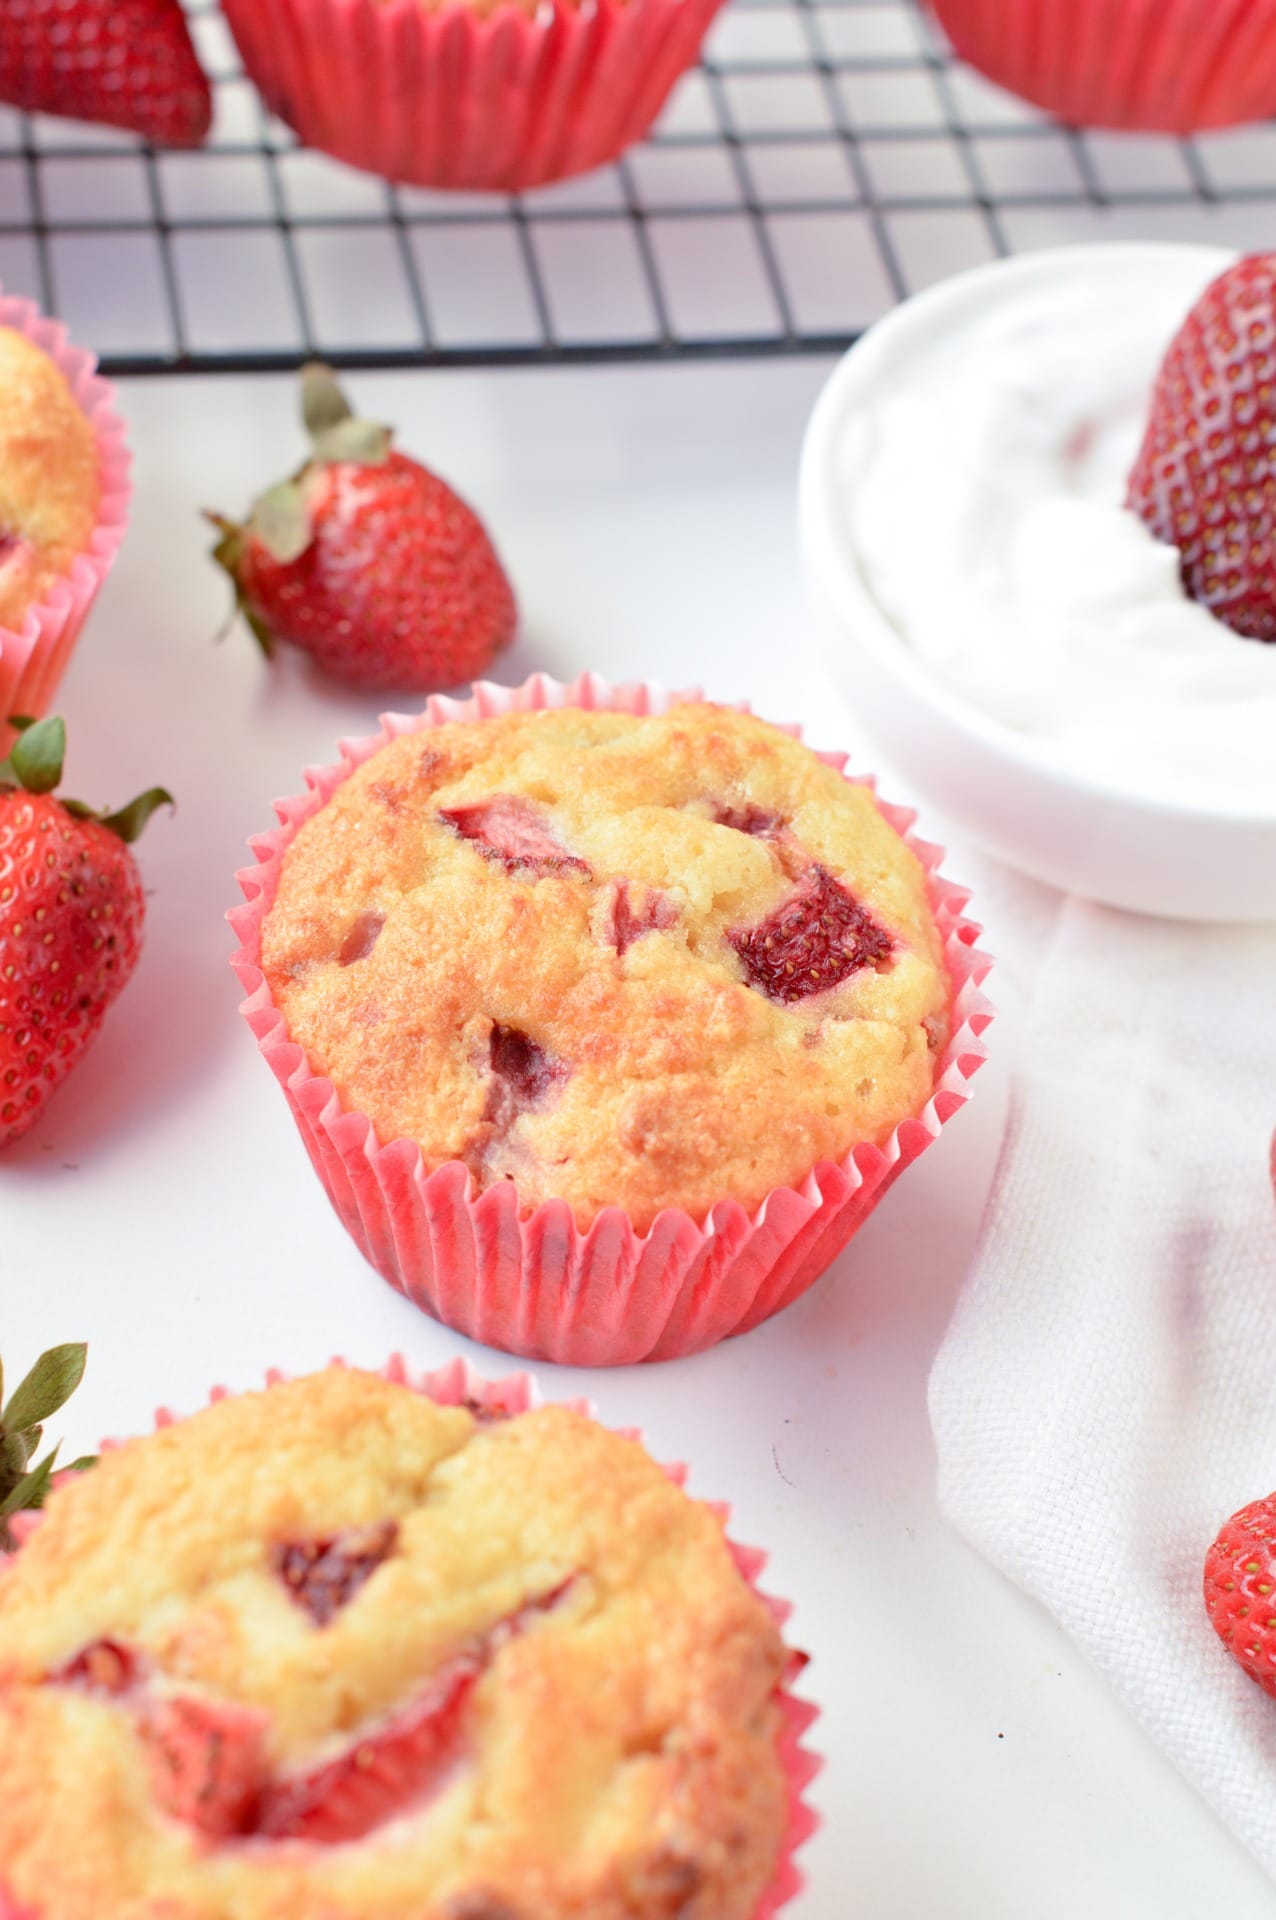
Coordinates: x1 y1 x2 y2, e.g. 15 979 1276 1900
839 249 1276 814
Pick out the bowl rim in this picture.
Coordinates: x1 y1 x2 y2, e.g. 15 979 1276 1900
798 239 1276 834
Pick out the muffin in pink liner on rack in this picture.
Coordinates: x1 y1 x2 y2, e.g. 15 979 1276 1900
928 0 1276 131
230 674 992 1367
0 296 130 756
220 0 727 192
0 1355 819 1920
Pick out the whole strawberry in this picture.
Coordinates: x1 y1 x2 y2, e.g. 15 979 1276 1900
1128 253 1276 642
210 365 517 691
1204 1492 1276 1695
0 0 211 147
0 716 171 1147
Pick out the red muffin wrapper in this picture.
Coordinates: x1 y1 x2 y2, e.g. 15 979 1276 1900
0 294 130 756
229 671 994 1367
928 0 1276 132
221 0 726 192
0 1354 820 1920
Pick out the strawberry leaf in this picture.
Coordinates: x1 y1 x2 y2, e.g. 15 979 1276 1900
3 1343 87 1433
250 483 312 566
0 1431 30 1483
0 715 65 795
206 514 243 580
204 515 276 655
98 787 175 847
301 362 353 439
0 1444 59 1518
242 603 276 660
311 418 392 467
301 361 391 466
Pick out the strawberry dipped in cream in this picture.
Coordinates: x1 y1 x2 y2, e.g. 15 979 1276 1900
838 246 1276 814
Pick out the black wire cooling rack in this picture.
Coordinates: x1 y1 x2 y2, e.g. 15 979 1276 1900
4 0 1276 375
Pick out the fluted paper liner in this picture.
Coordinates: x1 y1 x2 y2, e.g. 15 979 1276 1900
222 0 727 192
0 1355 820 1920
0 294 130 756
229 672 993 1366
929 0 1276 132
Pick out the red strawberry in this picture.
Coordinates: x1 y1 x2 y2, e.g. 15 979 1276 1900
474 1026 564 1167
487 1021 564 1113
274 1521 399 1628
0 0 211 147
714 805 782 838
459 1396 516 1424
0 716 171 1147
592 879 677 955
438 795 588 878
143 1693 269 1838
1204 1493 1276 1695
210 365 517 692
257 1654 479 1843
1127 253 1276 642
727 865 893 1005
257 1578 575 1843
52 1638 140 1696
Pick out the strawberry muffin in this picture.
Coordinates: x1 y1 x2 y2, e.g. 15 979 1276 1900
235 678 989 1362
928 0 1276 131
0 297 130 752
259 702 952 1231
0 328 100 638
0 1364 802 1920
219 0 727 191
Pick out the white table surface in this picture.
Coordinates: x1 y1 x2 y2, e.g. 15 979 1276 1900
5 356 1272 1918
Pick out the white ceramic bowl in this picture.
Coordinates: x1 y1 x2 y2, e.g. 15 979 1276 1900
799 242 1276 924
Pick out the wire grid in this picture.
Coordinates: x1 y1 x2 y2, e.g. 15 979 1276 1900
4 0 1276 374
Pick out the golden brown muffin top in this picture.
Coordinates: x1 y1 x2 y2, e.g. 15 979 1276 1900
0 1367 791 1920
0 327 100 632
261 703 951 1230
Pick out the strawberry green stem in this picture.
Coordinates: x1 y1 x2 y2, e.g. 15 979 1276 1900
0 1343 93 1552
0 715 173 844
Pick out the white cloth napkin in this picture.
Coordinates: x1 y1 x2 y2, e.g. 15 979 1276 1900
929 896 1276 1875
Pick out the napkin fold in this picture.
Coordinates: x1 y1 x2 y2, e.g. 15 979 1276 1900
930 896 1276 1875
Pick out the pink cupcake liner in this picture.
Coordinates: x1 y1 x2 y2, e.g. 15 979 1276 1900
928 0 1276 132
0 1354 820 1920
229 671 994 1367
0 294 131 757
221 0 726 191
